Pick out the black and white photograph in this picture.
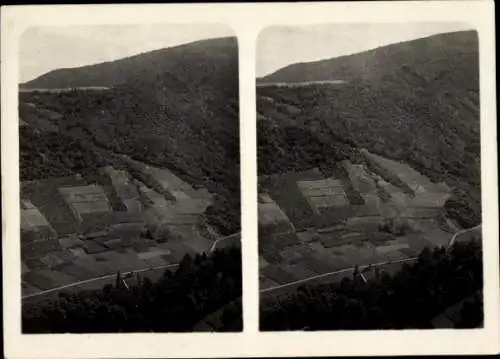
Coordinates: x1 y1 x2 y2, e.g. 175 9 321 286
2 2 498 359
18 24 242 333
257 23 484 330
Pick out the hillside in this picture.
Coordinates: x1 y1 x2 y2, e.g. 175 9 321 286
21 37 237 92
19 37 240 234
256 30 480 228
259 30 478 85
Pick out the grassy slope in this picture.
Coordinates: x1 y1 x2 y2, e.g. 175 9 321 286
257 31 480 228
20 37 240 234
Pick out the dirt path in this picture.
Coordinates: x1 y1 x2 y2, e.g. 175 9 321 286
22 264 180 300
447 224 481 247
260 256 418 294
257 80 347 88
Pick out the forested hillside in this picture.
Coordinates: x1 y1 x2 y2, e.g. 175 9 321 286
257 119 355 175
257 31 480 228
20 37 240 234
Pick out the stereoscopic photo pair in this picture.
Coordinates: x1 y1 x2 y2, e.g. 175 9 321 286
16 21 484 333
2 2 498 358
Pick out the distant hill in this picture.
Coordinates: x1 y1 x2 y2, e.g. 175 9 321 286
21 37 237 92
259 30 478 86
257 30 480 228
19 36 240 234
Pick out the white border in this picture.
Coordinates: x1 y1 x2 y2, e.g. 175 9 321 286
2 2 498 358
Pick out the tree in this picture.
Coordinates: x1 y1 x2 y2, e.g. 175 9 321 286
353 264 360 279
115 271 121 288
22 248 243 333
260 241 482 331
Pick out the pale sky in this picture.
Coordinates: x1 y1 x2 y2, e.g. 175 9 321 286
257 23 474 77
20 24 234 83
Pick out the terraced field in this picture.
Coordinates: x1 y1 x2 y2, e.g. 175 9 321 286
258 152 465 295
21 161 239 299
22 177 93 235
260 168 326 230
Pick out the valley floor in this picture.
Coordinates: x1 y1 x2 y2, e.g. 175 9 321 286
21 157 241 301
258 150 482 299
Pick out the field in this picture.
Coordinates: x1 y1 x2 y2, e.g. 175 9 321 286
100 166 142 213
258 193 294 232
341 160 378 195
22 177 88 235
258 153 460 295
260 169 326 230
123 156 213 203
20 162 235 299
297 177 349 213
362 149 451 195
59 185 112 221
21 200 57 239
21 228 203 297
